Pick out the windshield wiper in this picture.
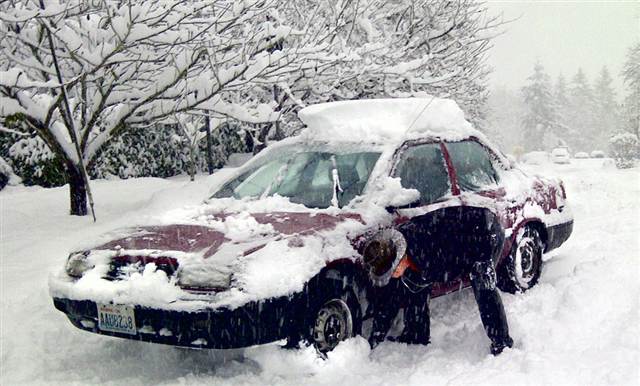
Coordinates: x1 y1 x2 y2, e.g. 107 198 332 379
330 155 343 207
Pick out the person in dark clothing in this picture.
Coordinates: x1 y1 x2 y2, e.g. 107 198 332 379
369 206 514 355
368 274 432 346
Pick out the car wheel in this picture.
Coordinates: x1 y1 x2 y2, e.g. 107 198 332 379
304 276 362 356
313 298 354 354
498 226 544 293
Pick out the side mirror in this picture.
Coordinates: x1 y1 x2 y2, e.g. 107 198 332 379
385 198 421 213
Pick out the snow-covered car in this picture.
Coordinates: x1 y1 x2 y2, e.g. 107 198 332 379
551 147 571 164
520 151 549 165
590 150 605 158
50 98 573 354
574 152 589 159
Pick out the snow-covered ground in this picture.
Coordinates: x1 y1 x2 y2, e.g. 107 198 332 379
1 159 638 385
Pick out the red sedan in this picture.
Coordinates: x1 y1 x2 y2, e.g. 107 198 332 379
50 98 573 354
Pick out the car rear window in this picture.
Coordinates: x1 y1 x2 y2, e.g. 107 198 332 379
445 141 499 192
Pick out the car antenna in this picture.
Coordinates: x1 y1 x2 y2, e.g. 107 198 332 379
404 95 437 136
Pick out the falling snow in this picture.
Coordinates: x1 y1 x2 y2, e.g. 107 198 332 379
1 158 638 385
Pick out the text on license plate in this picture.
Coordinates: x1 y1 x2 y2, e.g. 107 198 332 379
97 304 137 335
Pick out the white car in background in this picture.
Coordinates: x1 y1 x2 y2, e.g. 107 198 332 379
520 151 549 165
590 150 605 158
574 152 589 159
551 147 571 164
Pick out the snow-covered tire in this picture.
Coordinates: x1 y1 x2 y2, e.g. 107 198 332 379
498 226 544 293
312 298 354 354
306 281 362 356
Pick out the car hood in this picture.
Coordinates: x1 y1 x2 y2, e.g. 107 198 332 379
91 211 363 258
77 210 365 293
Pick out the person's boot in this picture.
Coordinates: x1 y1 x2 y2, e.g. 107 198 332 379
368 280 404 348
490 335 513 355
471 261 513 355
397 288 431 345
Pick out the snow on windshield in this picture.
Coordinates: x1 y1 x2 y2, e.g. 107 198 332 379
212 145 382 209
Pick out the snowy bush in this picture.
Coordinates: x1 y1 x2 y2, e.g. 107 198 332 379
0 155 21 190
202 121 251 168
608 132 639 168
91 125 191 180
1 121 250 186
92 120 250 180
0 132 66 188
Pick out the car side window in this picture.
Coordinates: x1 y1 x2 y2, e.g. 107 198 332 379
445 140 499 192
394 143 451 205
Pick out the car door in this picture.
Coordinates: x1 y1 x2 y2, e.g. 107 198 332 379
390 141 470 294
442 139 513 232
389 139 514 295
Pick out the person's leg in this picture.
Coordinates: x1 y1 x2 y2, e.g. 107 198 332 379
397 284 431 345
368 279 404 348
470 260 513 355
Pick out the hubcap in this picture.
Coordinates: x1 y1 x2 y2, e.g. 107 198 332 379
313 299 353 353
514 236 539 288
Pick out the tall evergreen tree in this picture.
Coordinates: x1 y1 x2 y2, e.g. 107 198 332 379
522 62 556 151
621 43 640 138
593 66 619 149
568 68 597 151
553 74 571 143
485 86 526 152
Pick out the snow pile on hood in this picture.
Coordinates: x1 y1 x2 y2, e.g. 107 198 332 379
59 251 186 307
202 211 275 241
50 192 388 310
298 97 478 143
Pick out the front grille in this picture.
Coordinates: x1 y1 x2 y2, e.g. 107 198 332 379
105 256 179 281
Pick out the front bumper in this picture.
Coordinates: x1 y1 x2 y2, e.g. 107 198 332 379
53 295 297 349
545 220 573 252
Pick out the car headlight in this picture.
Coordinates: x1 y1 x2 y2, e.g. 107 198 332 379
362 229 407 287
65 251 93 278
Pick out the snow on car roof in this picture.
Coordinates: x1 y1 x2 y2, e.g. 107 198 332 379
298 97 480 144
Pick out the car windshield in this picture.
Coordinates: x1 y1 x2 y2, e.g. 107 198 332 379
212 147 381 208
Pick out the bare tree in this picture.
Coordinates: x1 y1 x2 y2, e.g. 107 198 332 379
0 0 319 216
265 0 504 136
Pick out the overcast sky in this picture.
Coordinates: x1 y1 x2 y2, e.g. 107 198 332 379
485 1 639 96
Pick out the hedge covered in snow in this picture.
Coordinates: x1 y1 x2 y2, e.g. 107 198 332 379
609 132 639 169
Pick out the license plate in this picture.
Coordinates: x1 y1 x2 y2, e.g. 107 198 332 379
97 304 137 335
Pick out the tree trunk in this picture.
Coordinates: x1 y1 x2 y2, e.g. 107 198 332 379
271 85 285 141
67 164 88 216
189 146 196 182
253 124 270 155
272 120 284 141
204 115 214 174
